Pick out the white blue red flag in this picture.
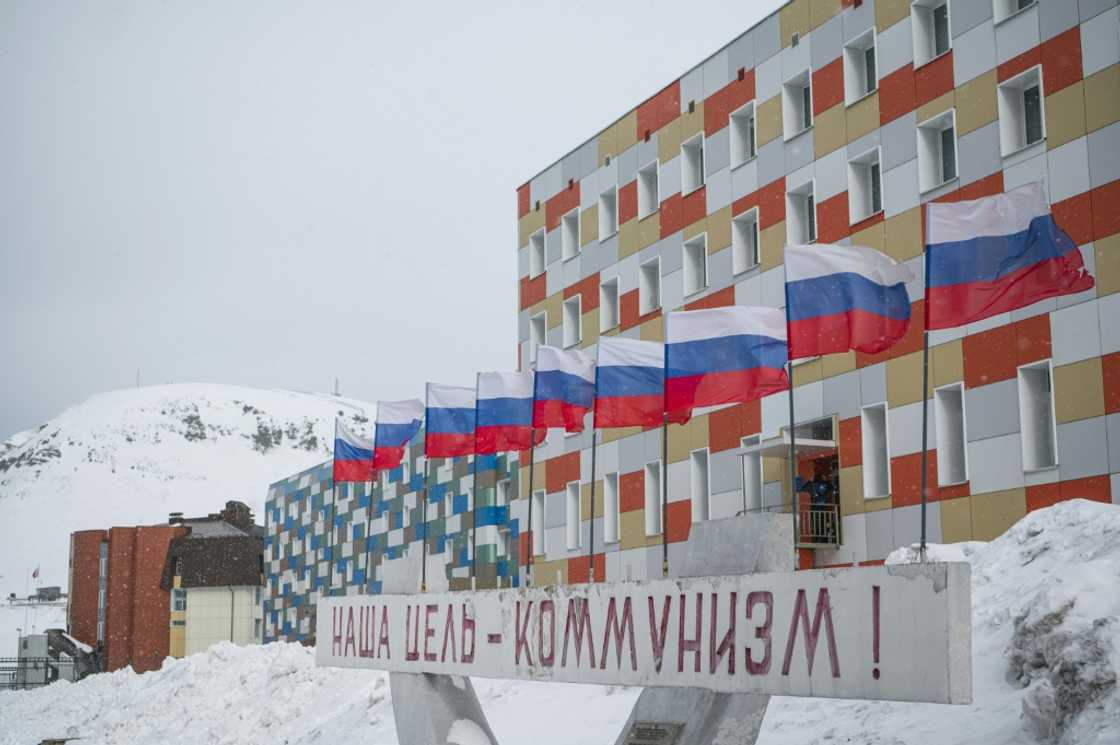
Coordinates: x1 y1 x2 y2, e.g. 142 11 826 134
476 371 546 454
665 306 789 424
785 243 913 359
425 383 476 458
373 399 424 472
925 182 1093 330
333 418 374 482
594 337 664 428
532 346 596 433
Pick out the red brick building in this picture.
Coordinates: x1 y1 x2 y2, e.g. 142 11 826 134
67 524 186 673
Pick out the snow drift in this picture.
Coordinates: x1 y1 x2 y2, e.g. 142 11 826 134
1 499 1117 744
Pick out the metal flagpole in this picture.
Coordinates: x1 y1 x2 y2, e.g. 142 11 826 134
784 288 799 568
365 472 375 593
421 456 430 592
661 413 669 578
525 430 537 585
918 331 930 560
468 371 481 587
588 427 598 583
326 419 338 594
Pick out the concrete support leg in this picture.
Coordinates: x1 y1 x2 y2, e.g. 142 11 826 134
612 513 793 745
381 552 500 745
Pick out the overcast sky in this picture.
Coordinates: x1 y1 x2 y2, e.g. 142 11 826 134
0 0 782 440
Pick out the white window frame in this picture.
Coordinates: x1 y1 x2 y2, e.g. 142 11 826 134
729 101 757 168
682 233 709 297
690 447 711 522
740 435 763 512
861 402 891 499
681 133 705 195
639 256 662 315
843 28 878 106
917 109 958 194
934 382 969 486
599 277 620 332
562 294 582 348
1017 360 1059 472
531 489 546 555
782 69 813 140
599 186 618 240
565 481 581 550
561 208 580 262
603 471 620 544
529 310 546 364
496 478 510 506
997 65 1046 157
847 146 883 224
732 207 761 275
528 228 545 278
786 180 817 245
912 0 952 69
637 161 660 219
644 461 662 536
994 0 1036 25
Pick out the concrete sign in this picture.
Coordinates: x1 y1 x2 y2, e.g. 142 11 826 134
316 563 971 705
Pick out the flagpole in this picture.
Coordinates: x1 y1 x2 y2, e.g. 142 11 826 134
421 455 430 592
470 390 481 589
661 413 669 578
365 472 375 593
918 330 931 560
327 419 338 595
783 286 799 568
525 430 536 586
588 427 598 584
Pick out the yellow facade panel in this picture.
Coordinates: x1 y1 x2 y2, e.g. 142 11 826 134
970 488 1027 541
814 103 847 157
1053 357 1105 424
955 71 997 136
1095 232 1120 297
846 91 880 143
1084 64 1120 134
1044 81 1086 150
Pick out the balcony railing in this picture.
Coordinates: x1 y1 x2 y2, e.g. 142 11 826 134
796 504 842 548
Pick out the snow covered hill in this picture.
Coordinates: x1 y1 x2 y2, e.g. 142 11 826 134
1 500 1116 745
0 384 373 605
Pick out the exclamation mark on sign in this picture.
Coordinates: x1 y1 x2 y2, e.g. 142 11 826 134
872 584 881 680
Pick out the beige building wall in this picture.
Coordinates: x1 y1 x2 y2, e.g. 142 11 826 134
183 585 263 656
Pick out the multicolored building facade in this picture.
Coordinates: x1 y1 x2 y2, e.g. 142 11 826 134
265 0 1120 643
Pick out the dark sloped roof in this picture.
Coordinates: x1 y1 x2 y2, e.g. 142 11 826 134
160 533 263 590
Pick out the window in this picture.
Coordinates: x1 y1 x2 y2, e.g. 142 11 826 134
786 181 817 244
529 311 546 364
730 102 757 167
603 472 620 543
861 403 890 498
681 134 705 194
912 1 951 68
994 0 1035 23
998 66 1045 156
843 30 878 105
172 588 187 612
1018 361 1057 471
935 383 968 485
782 70 813 139
599 186 618 239
917 110 957 193
562 295 582 348
644 462 662 536
496 478 510 506
848 147 883 224
741 436 763 512
600 278 619 332
732 208 760 274
529 229 545 278
565 482 581 550
690 448 710 522
683 234 708 296
638 161 659 219
639 257 661 315
531 490 546 555
561 209 580 261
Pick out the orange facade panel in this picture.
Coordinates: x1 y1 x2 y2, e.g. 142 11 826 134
636 81 680 140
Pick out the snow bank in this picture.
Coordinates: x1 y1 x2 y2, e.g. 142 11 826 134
1 500 1116 744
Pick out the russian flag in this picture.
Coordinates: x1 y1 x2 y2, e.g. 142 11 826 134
533 346 596 433
333 419 373 483
373 399 424 472
476 371 546 454
665 306 789 424
594 337 664 428
925 182 1094 330
785 243 913 359
425 383 476 458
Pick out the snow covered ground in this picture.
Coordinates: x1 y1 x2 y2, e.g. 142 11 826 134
1 499 1116 745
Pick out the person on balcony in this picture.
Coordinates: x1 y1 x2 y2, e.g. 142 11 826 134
795 461 838 542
